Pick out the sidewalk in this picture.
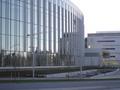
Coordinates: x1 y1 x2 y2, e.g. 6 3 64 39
90 69 120 79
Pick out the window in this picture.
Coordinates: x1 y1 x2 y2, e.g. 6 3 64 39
110 56 115 58
11 20 14 36
34 7 37 24
20 6 24 21
11 4 15 19
27 8 30 23
20 22 24 36
14 5 19 20
2 18 5 34
2 2 5 18
102 48 115 50
0 18 2 50
97 40 115 42
0 1 2 17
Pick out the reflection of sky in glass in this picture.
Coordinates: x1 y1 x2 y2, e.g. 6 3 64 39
0 0 83 53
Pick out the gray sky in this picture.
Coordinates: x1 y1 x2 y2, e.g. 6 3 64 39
71 0 120 37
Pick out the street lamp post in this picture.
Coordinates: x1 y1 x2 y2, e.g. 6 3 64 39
32 50 35 78
27 34 36 78
78 53 83 79
1 50 5 67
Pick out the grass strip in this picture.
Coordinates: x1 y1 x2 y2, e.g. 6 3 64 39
0 78 120 83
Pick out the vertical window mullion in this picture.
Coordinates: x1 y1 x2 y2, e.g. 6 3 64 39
53 4 56 53
43 0 46 51
48 2 51 52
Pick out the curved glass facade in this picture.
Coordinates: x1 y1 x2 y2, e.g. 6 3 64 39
0 0 84 67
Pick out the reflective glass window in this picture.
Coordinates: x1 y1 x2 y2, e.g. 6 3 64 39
40 0 43 8
0 18 1 34
2 2 5 17
2 18 5 34
0 0 2 17
11 4 15 19
27 8 30 23
5 3 10 18
34 7 37 24
20 37 23 51
20 6 24 21
34 0 37 6
20 22 24 36
14 5 18 20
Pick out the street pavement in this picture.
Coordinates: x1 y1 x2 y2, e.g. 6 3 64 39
0 69 120 90
0 80 120 90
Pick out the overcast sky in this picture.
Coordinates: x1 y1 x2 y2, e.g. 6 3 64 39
71 0 120 37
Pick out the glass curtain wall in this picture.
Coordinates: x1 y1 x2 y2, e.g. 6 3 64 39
0 0 84 67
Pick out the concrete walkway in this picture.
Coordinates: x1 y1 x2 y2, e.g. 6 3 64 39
91 69 120 79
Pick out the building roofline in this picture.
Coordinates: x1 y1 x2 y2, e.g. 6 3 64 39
88 31 120 37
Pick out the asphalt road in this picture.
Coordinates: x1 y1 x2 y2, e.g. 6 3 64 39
0 80 120 90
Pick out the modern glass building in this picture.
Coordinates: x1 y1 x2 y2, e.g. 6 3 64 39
0 0 84 67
